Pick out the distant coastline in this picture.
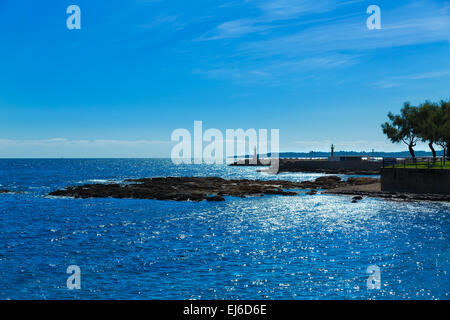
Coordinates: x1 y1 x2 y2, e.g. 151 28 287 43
235 150 438 159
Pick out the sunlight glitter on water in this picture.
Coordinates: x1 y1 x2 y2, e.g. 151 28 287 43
0 159 448 299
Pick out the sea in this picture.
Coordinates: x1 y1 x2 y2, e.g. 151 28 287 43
0 159 448 299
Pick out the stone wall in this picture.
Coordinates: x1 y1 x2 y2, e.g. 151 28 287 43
381 168 450 195
279 159 381 171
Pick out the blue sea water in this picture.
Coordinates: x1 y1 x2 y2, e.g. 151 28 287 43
0 159 448 300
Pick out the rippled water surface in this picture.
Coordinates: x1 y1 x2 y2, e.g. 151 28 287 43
0 159 448 299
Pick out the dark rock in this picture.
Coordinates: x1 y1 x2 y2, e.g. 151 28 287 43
206 195 225 202
326 189 450 203
313 175 343 189
264 189 297 196
49 176 380 202
315 176 341 183
49 177 306 202
347 177 379 185
0 189 10 194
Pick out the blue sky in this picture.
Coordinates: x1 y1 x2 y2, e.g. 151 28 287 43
0 0 449 157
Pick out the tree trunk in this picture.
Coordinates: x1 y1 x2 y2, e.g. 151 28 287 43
428 142 436 159
408 144 416 159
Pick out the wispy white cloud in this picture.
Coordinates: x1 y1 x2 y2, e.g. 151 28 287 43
140 14 186 31
374 70 450 89
200 18 270 40
257 0 336 19
199 0 339 40
241 9 450 58
196 1 450 83
195 52 360 85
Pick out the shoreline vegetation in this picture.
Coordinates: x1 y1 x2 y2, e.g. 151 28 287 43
382 100 449 159
47 176 450 202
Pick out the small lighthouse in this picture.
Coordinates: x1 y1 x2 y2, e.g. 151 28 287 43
252 146 258 163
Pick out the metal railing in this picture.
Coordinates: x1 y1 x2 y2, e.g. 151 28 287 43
382 156 450 169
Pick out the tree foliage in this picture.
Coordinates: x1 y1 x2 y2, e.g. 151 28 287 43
381 103 420 158
382 100 450 158
434 100 450 156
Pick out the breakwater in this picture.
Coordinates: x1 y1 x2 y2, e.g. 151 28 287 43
278 159 381 174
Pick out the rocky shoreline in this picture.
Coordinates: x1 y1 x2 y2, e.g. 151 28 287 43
324 184 450 202
48 176 378 202
47 175 449 202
